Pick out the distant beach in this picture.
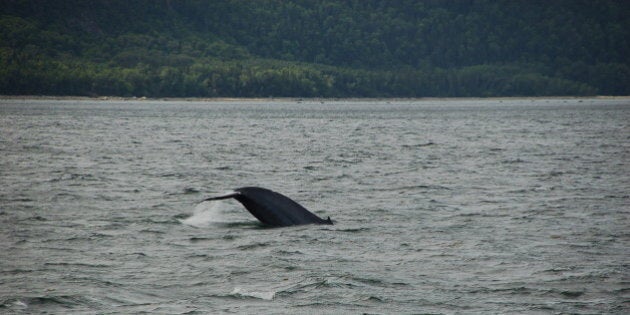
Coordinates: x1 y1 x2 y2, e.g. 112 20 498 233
2 95 628 103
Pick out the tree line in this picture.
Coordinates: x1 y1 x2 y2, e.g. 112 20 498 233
1 0 628 97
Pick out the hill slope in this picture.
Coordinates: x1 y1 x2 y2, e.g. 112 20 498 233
1 0 629 97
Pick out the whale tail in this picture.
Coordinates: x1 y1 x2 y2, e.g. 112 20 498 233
201 187 333 227
203 191 240 202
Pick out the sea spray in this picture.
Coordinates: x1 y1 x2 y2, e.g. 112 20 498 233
180 200 227 227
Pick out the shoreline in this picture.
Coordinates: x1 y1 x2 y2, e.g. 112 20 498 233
1 95 629 102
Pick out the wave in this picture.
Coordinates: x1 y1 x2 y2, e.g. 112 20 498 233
401 141 436 148
47 172 97 182
229 287 276 300
335 227 371 233
236 242 270 250
372 184 452 192
278 275 411 297
0 295 97 312
220 276 396 302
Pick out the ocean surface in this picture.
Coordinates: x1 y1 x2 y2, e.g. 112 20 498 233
1 98 628 314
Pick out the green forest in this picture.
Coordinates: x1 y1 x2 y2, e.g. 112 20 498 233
1 0 629 97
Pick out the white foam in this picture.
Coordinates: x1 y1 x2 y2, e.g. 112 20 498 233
180 200 227 228
230 287 275 300
12 300 28 308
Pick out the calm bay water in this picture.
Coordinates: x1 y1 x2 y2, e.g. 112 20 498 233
1 98 628 314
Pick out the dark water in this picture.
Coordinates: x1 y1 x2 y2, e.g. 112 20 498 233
1 98 628 314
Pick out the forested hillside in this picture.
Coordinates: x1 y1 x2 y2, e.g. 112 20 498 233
1 0 629 97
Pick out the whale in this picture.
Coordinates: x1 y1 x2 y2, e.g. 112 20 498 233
202 187 333 227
